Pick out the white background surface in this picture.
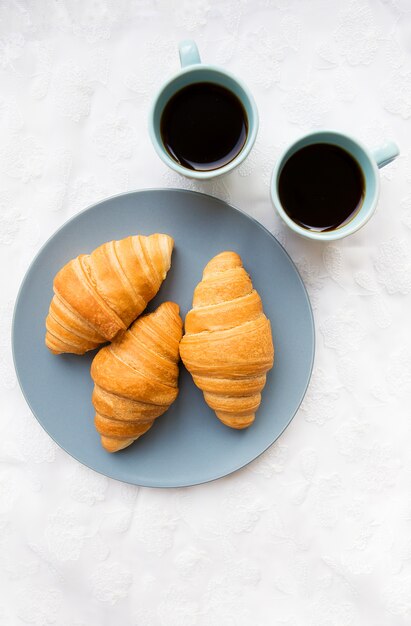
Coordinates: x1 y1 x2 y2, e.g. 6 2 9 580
1 1 411 624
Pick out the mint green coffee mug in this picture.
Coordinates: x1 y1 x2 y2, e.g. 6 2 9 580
271 130 399 241
149 40 258 179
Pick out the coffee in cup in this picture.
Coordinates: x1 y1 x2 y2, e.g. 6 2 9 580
160 82 248 172
149 40 258 180
271 131 399 241
278 143 364 233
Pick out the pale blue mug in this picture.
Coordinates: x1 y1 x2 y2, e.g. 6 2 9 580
149 40 259 180
271 130 400 241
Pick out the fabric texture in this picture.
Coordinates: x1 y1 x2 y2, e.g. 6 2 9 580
1 1 411 624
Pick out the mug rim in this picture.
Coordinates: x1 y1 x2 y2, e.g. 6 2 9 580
270 130 380 241
148 64 259 180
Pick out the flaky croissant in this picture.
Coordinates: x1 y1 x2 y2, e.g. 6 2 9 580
45 233 173 355
91 302 183 452
179 251 274 429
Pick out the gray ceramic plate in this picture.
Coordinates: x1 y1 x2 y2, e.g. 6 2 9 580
12 189 314 488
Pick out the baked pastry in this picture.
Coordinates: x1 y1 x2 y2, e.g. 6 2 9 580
179 251 274 429
91 302 183 452
45 233 173 354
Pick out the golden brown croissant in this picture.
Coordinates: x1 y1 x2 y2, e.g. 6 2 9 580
91 301 183 452
45 234 174 355
179 251 274 429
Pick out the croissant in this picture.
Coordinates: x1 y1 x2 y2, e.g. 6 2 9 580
91 301 183 452
45 233 173 355
179 251 274 429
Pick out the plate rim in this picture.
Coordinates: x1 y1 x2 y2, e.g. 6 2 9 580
12 188 315 488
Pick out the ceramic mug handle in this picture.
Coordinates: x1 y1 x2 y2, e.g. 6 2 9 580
372 141 400 169
179 40 201 67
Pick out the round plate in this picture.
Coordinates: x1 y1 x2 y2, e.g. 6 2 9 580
12 189 314 488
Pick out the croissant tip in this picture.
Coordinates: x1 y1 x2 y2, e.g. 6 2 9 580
150 301 180 320
216 413 256 429
100 435 136 453
45 344 60 355
203 251 242 275
213 250 240 259
165 301 180 313
158 233 174 248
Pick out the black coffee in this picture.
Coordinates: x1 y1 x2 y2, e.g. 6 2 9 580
278 143 364 232
160 82 248 172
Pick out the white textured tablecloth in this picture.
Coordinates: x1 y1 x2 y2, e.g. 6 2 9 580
2 1 411 624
